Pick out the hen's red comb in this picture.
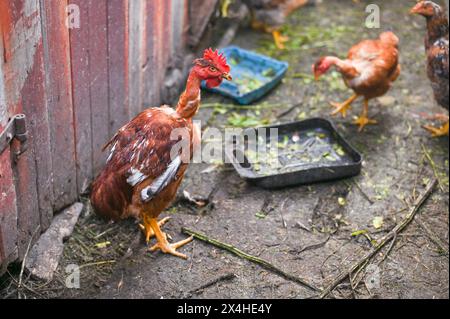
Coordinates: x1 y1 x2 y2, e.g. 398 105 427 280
203 48 230 72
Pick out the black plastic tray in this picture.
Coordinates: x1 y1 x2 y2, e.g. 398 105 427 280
225 118 362 189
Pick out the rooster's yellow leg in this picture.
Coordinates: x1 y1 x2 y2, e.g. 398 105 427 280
139 216 171 244
353 99 377 132
330 94 359 118
148 218 193 259
272 30 289 50
423 121 449 137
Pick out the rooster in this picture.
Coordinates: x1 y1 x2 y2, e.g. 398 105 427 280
312 32 401 132
411 1 449 137
90 49 231 259
242 0 309 49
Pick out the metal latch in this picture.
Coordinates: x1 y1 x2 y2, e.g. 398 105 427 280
0 114 27 162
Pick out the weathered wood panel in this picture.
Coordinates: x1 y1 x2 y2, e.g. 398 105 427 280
108 0 130 134
1 0 43 258
0 70 18 264
161 0 172 72
128 0 144 117
69 0 93 194
88 0 110 174
0 149 18 267
41 0 78 211
171 0 186 55
0 1 19 268
22 1 53 231
141 0 160 108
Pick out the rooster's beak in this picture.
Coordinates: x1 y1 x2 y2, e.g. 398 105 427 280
222 73 232 81
312 67 320 81
312 65 319 81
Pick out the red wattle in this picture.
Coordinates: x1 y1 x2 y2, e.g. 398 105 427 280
206 78 222 88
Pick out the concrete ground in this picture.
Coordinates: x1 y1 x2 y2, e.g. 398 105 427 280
1 0 448 299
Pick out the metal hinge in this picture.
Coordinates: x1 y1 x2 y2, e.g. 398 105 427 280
0 114 28 162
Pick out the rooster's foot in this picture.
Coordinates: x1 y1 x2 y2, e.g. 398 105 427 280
353 115 377 132
329 94 359 118
272 31 289 50
149 234 194 260
429 113 449 122
330 102 352 117
140 216 171 244
423 121 449 137
147 217 193 259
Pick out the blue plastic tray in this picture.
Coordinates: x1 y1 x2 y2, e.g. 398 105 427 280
201 46 289 105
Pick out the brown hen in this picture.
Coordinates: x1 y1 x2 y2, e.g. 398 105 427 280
313 32 401 132
242 0 309 49
411 1 449 137
90 49 231 259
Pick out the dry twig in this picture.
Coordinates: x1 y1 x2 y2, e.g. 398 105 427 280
319 178 437 299
182 227 321 292
189 273 236 294
421 144 445 192
18 225 40 291
416 217 449 256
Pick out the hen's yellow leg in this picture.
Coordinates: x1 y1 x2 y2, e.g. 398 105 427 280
423 121 449 137
148 218 193 259
272 30 289 50
139 216 171 244
330 94 359 118
353 99 377 132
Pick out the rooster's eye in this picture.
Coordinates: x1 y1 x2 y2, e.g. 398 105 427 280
209 66 217 72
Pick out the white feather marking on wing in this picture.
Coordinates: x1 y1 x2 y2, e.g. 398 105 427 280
434 39 449 47
126 167 148 186
140 156 182 202
106 142 117 163
161 106 177 115
349 59 375 87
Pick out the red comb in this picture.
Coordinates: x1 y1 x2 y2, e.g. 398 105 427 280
203 48 230 72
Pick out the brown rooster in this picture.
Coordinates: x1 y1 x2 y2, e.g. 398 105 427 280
312 31 401 132
90 49 231 259
411 1 449 137
242 0 309 49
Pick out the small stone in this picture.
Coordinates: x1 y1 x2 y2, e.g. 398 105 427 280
377 96 396 107
372 216 384 229
25 202 83 281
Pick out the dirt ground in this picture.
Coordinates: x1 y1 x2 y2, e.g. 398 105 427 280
1 0 448 299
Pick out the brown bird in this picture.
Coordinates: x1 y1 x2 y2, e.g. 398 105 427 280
411 1 449 137
90 49 231 259
242 0 309 49
312 31 401 132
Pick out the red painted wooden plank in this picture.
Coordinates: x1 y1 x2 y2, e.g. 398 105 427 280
88 0 110 174
143 0 158 111
0 231 3 266
41 0 78 211
107 0 130 133
170 0 186 55
182 0 189 48
0 3 17 268
141 0 160 108
128 0 144 117
69 0 93 193
162 0 172 71
1 0 43 258
20 12 54 231
0 149 18 268
1 2 19 268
